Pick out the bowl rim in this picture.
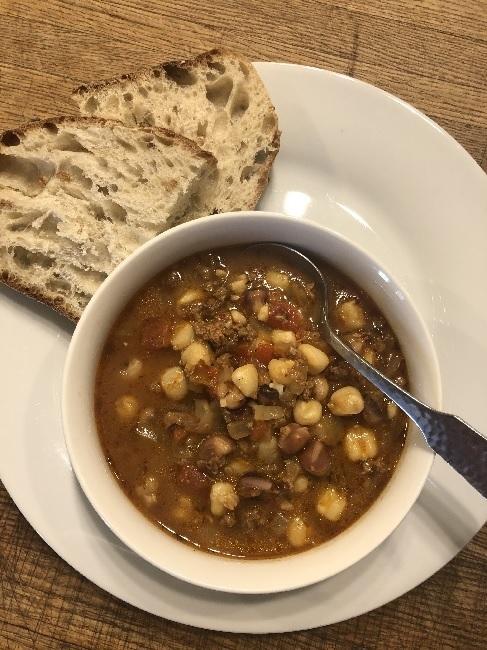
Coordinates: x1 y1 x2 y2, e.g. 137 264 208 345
62 210 441 594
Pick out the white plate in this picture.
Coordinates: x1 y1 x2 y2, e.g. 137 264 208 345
1 62 486 633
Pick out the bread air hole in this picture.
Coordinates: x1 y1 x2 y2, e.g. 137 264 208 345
155 135 174 147
230 84 250 118
93 200 127 223
11 246 53 269
240 165 256 182
47 277 71 293
84 97 99 113
104 200 127 222
116 137 137 153
262 113 276 133
131 104 155 126
123 161 143 178
212 111 229 136
5 209 43 232
196 121 208 138
138 86 148 98
1 131 21 146
0 154 55 196
206 76 233 107
239 61 250 77
75 291 91 308
39 214 60 235
57 162 93 191
51 132 90 153
208 61 226 74
70 266 107 285
254 149 269 164
42 122 58 135
163 64 197 87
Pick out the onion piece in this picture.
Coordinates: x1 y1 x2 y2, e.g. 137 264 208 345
250 402 285 421
227 420 252 440
194 399 215 434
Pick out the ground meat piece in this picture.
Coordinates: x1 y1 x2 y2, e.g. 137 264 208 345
239 504 271 531
193 312 254 353
327 360 359 383
297 329 321 344
207 284 229 302
300 378 317 400
179 293 228 320
362 393 386 424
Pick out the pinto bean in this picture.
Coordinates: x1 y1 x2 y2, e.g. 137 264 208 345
238 474 276 497
246 288 268 314
278 423 311 455
299 440 331 477
198 435 235 461
163 411 198 431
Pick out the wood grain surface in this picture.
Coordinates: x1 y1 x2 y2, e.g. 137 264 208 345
1 0 486 647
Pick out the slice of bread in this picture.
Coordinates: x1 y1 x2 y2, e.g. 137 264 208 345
0 116 216 320
72 48 280 216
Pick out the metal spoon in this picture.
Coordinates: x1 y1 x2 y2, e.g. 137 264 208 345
247 242 487 498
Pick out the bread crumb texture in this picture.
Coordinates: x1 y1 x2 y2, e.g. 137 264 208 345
0 117 216 319
73 49 280 217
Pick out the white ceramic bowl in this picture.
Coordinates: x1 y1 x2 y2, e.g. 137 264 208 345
62 211 441 594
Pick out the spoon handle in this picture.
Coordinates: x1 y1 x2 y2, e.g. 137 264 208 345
327 331 487 498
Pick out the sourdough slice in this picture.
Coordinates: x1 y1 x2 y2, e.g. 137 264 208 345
0 116 216 320
72 48 280 218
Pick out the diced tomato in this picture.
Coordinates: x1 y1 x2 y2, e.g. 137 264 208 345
252 342 275 364
233 343 251 363
140 317 174 349
250 421 272 442
267 300 303 332
189 362 219 396
176 464 210 493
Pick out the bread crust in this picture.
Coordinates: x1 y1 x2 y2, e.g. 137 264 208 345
1 270 80 321
74 48 246 95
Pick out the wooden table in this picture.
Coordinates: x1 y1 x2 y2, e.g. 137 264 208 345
1 1 486 647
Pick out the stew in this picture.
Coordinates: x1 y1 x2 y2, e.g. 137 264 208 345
95 246 408 558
